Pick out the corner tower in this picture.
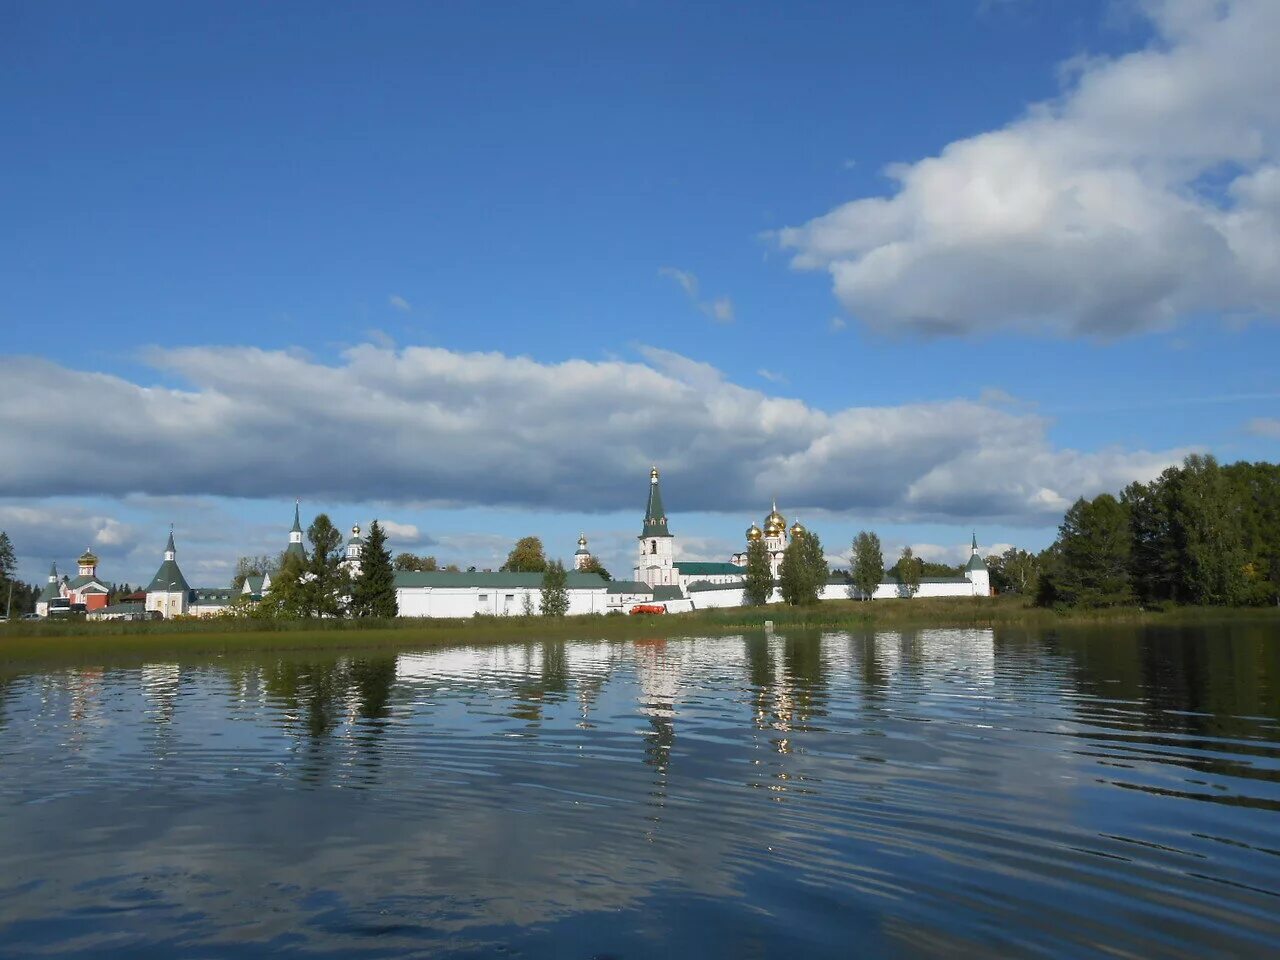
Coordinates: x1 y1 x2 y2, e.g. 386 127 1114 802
146 528 191 619
635 466 677 587
965 532 990 597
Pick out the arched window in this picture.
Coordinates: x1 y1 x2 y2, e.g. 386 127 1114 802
650 540 657 555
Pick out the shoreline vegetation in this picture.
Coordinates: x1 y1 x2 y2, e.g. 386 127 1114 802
3 596 1276 667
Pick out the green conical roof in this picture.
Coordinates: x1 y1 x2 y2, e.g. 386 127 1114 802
291 501 303 534
38 564 60 604
148 533 189 592
966 533 987 572
641 467 671 538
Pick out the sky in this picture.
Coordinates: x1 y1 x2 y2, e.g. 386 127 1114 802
2 0 1279 588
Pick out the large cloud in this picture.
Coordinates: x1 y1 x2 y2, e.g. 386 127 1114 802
0 343 1182 525
778 0 1280 337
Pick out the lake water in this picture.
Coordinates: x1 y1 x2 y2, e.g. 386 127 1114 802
1 625 1278 958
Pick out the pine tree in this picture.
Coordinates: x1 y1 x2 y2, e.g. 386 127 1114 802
851 531 883 599
351 520 398 618
897 546 921 597
539 560 570 616
1053 494 1133 607
743 538 772 605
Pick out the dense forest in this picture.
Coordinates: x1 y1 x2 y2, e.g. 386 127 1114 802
1036 455 1280 608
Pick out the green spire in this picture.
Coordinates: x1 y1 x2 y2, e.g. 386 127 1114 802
291 500 303 534
966 532 987 572
165 527 176 555
641 466 671 537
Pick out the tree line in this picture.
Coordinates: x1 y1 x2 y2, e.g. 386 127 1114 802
1038 455 1280 608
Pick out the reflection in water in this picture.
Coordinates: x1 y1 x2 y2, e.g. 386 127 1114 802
0 625 1277 958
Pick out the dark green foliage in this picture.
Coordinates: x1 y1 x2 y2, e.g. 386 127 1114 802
743 538 773 605
503 536 548 573
888 555 961 580
303 514 344 618
1177 455 1247 605
779 530 827 605
0 531 37 616
1226 461 1280 604
539 560 570 617
1124 469 1184 604
393 553 438 572
851 531 883 599
576 555 612 580
897 546 921 597
1049 455 1280 610
1047 494 1134 608
0 531 14 583
255 549 308 619
986 547 1041 596
351 521 398 619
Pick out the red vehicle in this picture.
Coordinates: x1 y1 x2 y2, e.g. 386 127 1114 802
629 604 667 616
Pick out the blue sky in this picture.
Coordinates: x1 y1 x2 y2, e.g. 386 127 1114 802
2 0 1278 586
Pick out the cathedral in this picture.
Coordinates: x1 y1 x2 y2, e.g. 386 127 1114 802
730 500 808 578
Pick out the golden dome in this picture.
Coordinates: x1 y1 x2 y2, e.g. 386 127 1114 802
790 520 806 538
746 522 763 541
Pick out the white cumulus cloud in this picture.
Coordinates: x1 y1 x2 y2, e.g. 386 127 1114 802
779 0 1280 337
0 342 1187 527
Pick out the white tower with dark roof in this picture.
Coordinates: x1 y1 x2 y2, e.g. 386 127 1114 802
965 532 990 596
145 528 191 619
574 534 593 571
635 466 677 588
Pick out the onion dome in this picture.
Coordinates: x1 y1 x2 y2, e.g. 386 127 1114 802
790 520 806 538
575 534 590 556
78 548 99 567
351 524 362 540
746 522 763 542
764 499 786 536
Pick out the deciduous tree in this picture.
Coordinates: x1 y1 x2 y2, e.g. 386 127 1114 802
539 560 569 617
503 536 547 573
743 538 772 605
851 531 883 599
897 546 921 598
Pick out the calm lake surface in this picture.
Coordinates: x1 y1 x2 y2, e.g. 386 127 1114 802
1 625 1278 958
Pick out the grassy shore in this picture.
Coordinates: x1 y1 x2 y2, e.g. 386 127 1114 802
2 596 1276 667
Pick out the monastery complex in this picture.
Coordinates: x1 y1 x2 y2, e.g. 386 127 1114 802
35 468 989 620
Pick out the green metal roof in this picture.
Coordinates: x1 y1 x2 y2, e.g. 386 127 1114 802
966 552 987 572
675 561 742 576
192 589 236 603
652 585 684 601
37 575 60 603
291 502 303 534
393 571 609 589
606 580 652 594
685 580 743 593
285 541 306 559
147 558 190 593
65 575 108 591
640 469 671 538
